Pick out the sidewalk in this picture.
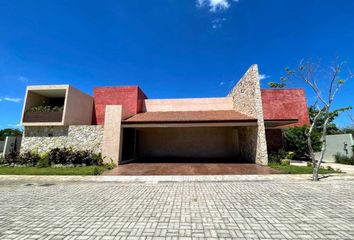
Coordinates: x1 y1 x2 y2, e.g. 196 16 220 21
1 173 354 185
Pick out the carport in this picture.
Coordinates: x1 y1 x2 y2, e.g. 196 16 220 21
121 110 259 165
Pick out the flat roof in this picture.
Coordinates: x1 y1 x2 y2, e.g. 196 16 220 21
123 110 256 124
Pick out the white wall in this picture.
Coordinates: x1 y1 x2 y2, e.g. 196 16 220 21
318 134 354 162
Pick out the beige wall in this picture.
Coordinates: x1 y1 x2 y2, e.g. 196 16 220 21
143 97 233 112
137 127 240 159
21 85 93 126
102 105 123 165
63 86 93 125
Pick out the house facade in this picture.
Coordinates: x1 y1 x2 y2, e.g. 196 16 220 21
20 65 310 166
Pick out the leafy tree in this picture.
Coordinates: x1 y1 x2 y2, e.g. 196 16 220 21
283 126 321 160
0 128 22 141
337 126 354 136
308 106 352 135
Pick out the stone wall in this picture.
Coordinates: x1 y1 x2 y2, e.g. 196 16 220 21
228 65 268 165
21 125 104 154
238 127 257 162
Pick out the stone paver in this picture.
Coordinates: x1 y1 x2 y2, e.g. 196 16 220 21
0 179 354 239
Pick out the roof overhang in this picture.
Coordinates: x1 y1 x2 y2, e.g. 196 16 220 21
122 121 257 128
264 119 298 128
122 110 257 128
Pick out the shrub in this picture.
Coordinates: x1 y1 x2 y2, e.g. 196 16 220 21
18 151 41 166
36 158 50 167
27 105 64 113
283 125 321 160
36 153 50 168
334 153 354 165
92 166 103 175
92 153 103 166
281 159 291 166
2 148 104 168
268 149 287 164
4 150 19 165
47 148 103 166
2 151 42 166
103 160 117 170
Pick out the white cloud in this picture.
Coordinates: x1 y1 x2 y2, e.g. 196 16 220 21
7 123 22 128
212 17 227 29
0 97 22 103
197 0 239 12
259 74 271 81
18 76 29 83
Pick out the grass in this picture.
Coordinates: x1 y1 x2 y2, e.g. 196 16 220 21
269 164 341 174
0 166 106 175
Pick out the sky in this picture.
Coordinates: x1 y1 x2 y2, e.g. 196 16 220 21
0 0 354 129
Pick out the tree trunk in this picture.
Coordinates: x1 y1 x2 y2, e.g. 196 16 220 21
312 115 330 181
313 165 319 181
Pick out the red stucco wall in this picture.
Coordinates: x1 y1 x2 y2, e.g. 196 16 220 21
261 89 310 127
92 86 147 125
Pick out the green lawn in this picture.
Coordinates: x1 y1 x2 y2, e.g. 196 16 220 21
0 166 106 175
269 164 341 174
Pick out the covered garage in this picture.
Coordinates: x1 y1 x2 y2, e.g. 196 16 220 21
121 110 258 164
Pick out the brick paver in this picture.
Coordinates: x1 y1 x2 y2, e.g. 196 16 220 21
0 180 354 239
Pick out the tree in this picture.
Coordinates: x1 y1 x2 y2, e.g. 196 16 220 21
283 125 321 160
0 128 22 141
309 106 352 135
269 58 353 181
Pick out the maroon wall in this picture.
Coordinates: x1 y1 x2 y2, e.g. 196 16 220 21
92 86 147 125
265 129 283 152
261 89 310 127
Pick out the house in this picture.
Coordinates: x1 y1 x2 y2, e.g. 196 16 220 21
20 65 310 166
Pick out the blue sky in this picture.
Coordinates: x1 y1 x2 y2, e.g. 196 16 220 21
0 0 354 128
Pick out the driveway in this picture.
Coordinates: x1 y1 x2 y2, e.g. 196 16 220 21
104 163 280 175
0 178 354 239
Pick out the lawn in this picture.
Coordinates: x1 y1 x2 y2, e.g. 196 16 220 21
0 166 106 175
269 164 341 174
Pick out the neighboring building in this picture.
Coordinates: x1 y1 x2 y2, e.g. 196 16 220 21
20 65 310 166
0 136 22 158
317 134 354 162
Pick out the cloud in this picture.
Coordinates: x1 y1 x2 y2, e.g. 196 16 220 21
18 76 29 83
0 97 22 103
212 17 227 29
197 0 239 12
219 80 235 87
7 123 22 128
259 74 271 81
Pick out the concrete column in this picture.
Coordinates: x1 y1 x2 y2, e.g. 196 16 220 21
102 105 123 165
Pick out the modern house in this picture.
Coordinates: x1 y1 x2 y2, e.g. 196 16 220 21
20 65 310 166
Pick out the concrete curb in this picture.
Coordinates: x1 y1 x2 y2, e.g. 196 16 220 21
1 174 353 184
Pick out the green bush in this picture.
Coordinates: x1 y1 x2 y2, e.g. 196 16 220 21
2 148 104 168
36 158 50 167
92 166 103 175
18 151 41 166
268 149 287 164
283 125 321 160
334 153 354 165
27 105 64 113
2 151 41 166
47 148 103 166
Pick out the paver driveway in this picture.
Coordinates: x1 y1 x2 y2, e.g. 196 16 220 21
0 179 354 240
